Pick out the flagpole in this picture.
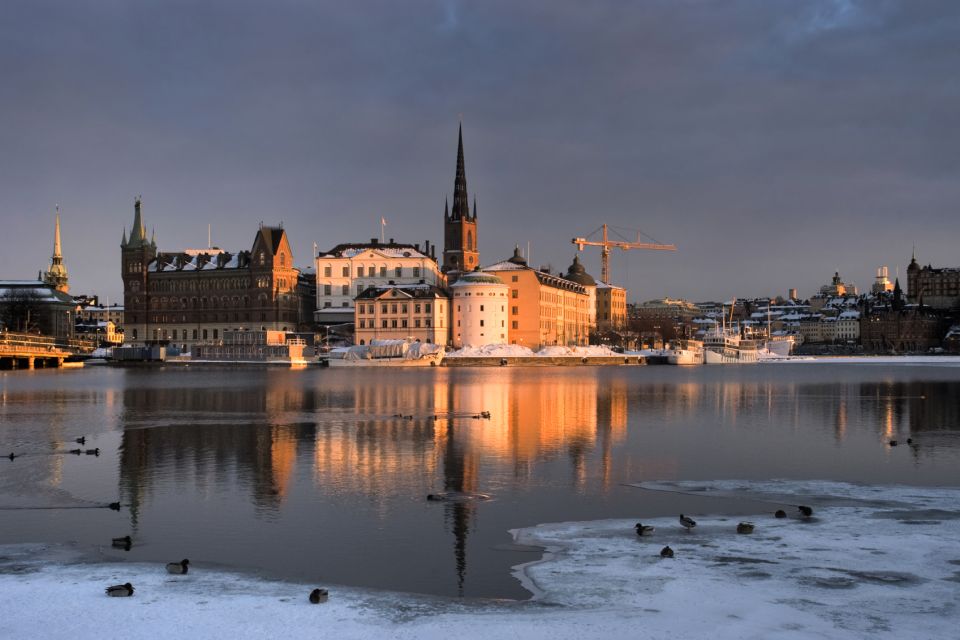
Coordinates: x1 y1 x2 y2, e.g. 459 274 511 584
380 216 386 243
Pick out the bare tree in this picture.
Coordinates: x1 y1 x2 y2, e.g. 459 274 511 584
0 289 45 333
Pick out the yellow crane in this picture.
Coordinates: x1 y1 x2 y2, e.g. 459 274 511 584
572 224 676 284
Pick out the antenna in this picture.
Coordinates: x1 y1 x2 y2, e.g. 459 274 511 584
208 224 211 249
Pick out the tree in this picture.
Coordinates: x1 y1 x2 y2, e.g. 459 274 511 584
0 289 45 333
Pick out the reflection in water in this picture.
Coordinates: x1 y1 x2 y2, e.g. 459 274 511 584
2 366 959 598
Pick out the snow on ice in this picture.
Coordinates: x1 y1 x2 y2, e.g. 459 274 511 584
1 481 958 639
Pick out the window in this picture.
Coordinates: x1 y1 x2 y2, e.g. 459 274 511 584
182 330 187 340
415 319 421 328
413 267 420 277
356 267 363 277
381 304 387 313
203 329 208 339
512 289 518 298
391 304 398 313
394 266 402 277
324 284 331 295
213 329 218 339
324 301 331 308
512 306 518 315
280 254 285 267
391 320 397 328
357 284 363 295
342 284 349 295
366 266 374 277
342 266 349 277
425 303 432 313
382 320 388 328
415 304 421 314
380 266 387 278
480 320 485 327
401 304 407 314
512 321 518 329
401 319 408 328
480 305 484 312
192 329 198 339
425 318 431 327
342 302 348 307
324 266 332 277
132 329 138 339
512 275 518 282
359 319 365 329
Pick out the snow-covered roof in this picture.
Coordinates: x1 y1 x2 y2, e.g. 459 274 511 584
838 310 861 319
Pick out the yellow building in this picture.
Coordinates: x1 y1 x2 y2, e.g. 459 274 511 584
354 284 450 345
596 282 627 331
482 248 592 348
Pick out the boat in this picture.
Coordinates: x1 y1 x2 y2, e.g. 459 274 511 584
325 338 445 367
702 299 758 364
764 332 796 357
666 339 703 365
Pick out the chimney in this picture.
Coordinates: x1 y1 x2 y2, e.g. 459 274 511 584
414 243 420 252
371 238 378 245
389 238 394 244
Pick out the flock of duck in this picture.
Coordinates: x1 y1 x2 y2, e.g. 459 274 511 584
638 505 814 559
104 538 329 603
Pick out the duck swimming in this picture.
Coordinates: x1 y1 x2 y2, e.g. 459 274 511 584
679 514 697 531
635 523 655 536
774 509 787 518
309 588 329 604
736 522 755 534
85 448 100 456
112 536 132 549
798 505 814 518
166 559 189 575
660 546 675 558
75 437 86 445
105 583 134 597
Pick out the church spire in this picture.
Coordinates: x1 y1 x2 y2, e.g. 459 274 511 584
450 123 470 220
44 205 69 293
444 196 449 220
128 195 146 247
473 196 478 219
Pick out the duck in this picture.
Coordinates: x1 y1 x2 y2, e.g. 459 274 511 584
660 546 674 558
166 559 189 575
679 514 697 531
907 438 914 445
105 582 134 597
635 523 655 537
111 536 132 549
85 448 100 456
309 588 329 604
8 453 16 461
774 509 787 519
798 505 814 518
426 493 445 501
108 502 121 511
736 522 755 534
889 440 898 447
68 448 82 455
75 437 86 445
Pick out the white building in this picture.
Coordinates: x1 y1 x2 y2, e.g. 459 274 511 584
451 271 509 348
836 310 861 343
354 284 450 345
315 240 444 324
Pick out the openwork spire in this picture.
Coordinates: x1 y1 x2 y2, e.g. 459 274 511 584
450 123 470 220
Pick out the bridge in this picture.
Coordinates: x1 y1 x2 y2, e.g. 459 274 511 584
0 330 94 369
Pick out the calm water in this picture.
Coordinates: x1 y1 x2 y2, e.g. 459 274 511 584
1 364 959 599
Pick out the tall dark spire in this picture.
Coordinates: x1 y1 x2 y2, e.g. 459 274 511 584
473 196 478 219
444 197 449 220
450 123 470 220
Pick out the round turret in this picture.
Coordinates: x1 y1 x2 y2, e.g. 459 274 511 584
565 255 596 286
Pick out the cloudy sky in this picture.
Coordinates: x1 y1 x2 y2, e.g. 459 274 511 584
1 0 957 302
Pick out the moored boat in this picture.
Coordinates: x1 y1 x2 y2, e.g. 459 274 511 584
325 338 444 367
666 339 703 365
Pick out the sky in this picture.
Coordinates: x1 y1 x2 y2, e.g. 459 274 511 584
1 0 958 303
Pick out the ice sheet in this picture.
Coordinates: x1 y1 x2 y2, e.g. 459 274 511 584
2 481 958 639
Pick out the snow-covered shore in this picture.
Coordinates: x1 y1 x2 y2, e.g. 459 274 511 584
2 480 958 639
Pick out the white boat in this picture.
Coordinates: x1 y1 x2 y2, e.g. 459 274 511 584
764 333 796 357
667 339 703 365
326 339 445 367
702 299 758 364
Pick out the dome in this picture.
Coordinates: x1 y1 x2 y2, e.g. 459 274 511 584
565 255 596 286
451 270 505 287
507 245 528 265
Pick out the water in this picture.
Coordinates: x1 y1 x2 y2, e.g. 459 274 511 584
1 363 958 599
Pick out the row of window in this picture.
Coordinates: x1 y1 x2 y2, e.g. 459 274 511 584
358 318 433 329
321 265 421 278
358 303 434 314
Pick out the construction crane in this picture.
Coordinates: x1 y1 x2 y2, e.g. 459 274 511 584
572 224 676 284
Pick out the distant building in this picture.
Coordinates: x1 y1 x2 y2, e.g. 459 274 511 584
871 266 894 295
314 240 443 325
76 303 125 328
121 197 300 348
595 281 627 331
0 280 76 341
482 248 592 348
442 124 479 275
451 271 509 348
907 251 960 309
632 298 700 323
861 280 948 353
353 284 450 345
818 271 858 298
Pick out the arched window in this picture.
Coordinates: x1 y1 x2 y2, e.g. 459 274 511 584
467 230 473 251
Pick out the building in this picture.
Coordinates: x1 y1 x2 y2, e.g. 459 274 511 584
835 310 861 343
315 240 442 324
77 303 125 328
121 197 300 348
442 124 479 275
871 266 894 295
75 319 124 346
564 255 597 329
907 251 960 309
817 271 858 299
861 280 948 353
451 270 509 348
482 248 592 348
595 282 627 332
353 284 450 345
44 207 69 293
0 280 76 341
